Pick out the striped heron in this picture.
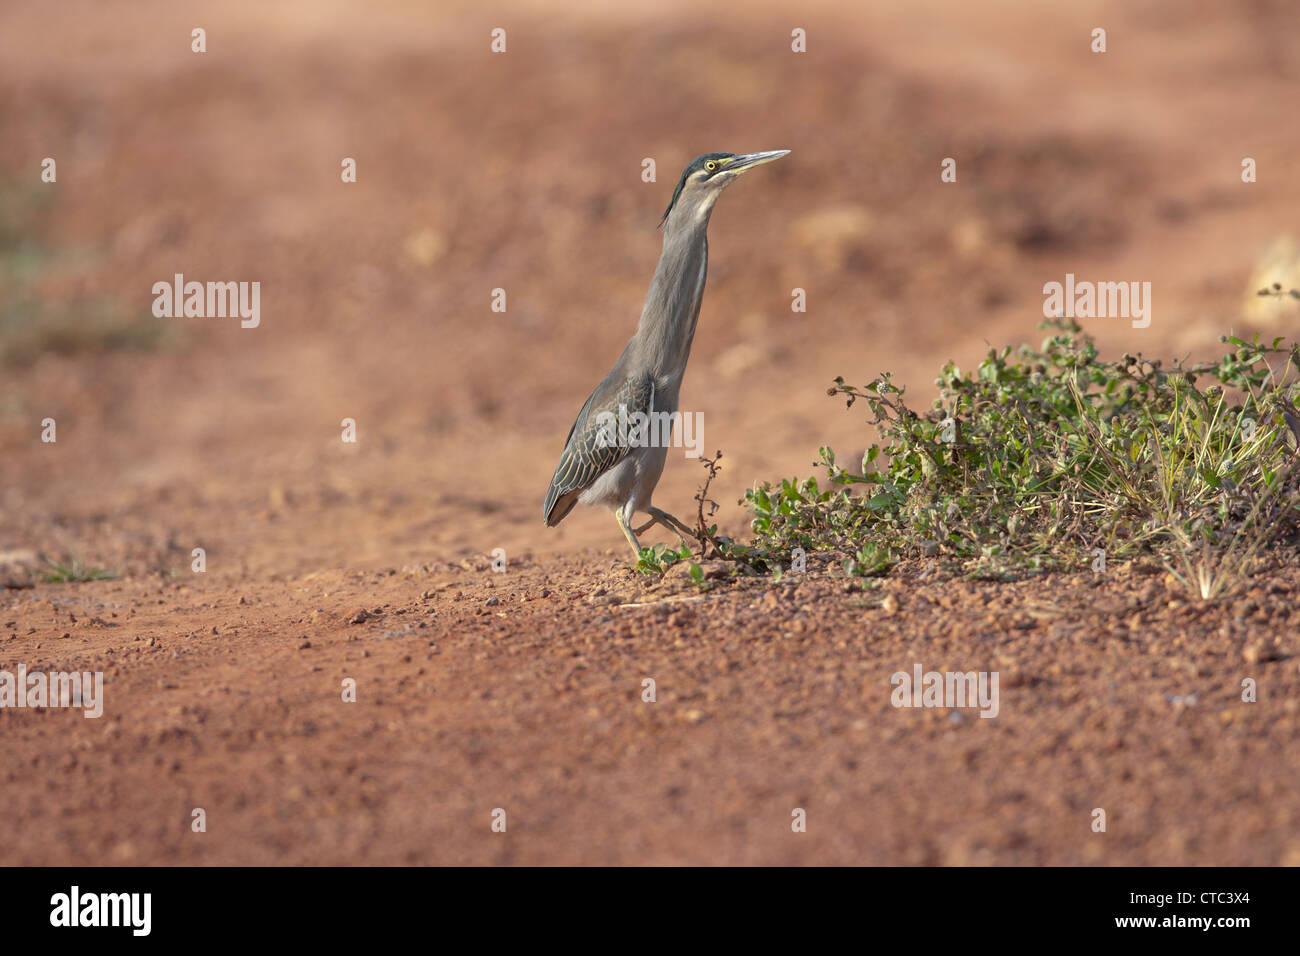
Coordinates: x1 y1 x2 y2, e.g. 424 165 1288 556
543 150 790 557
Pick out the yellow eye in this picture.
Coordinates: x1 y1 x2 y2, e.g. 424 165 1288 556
705 161 717 171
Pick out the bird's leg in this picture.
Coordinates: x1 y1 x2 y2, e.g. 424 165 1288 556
632 514 683 547
615 505 644 560
649 506 697 543
630 507 694 551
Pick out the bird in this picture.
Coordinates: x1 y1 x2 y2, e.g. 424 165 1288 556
543 149 790 558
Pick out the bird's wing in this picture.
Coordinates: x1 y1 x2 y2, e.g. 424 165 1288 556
543 372 654 525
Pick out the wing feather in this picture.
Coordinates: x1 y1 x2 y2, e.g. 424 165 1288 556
543 373 654 524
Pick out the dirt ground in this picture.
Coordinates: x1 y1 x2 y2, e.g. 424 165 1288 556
1 0 1298 865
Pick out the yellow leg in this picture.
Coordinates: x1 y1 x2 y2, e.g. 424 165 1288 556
615 505 644 559
631 507 693 549
650 506 696 541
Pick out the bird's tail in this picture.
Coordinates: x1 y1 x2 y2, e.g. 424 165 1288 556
543 473 579 528
543 483 578 526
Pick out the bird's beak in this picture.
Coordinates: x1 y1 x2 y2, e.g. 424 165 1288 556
727 149 791 172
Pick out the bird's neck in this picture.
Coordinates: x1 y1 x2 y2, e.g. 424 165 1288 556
631 211 712 384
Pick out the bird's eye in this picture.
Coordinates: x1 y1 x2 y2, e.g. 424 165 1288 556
705 161 717 171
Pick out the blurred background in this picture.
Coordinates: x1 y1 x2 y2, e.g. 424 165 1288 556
2 0 1297 578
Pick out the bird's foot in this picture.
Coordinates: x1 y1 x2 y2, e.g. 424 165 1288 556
632 507 696 552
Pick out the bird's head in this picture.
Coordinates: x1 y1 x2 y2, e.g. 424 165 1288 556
659 150 790 228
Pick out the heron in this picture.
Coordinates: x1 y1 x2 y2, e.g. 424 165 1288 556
543 150 790 558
